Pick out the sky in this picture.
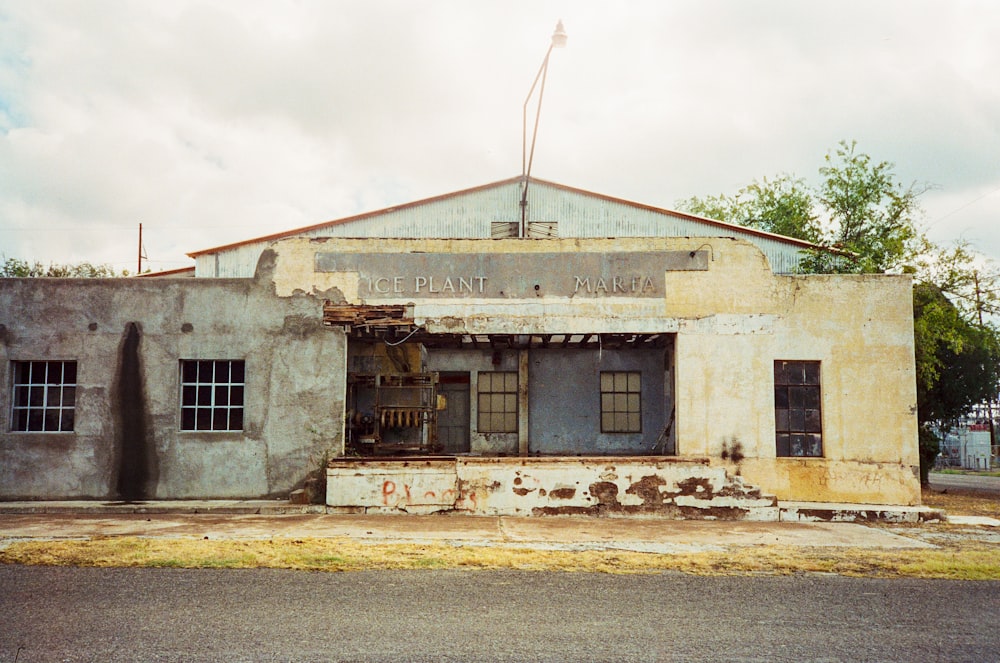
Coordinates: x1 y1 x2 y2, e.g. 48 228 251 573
1 0 998 273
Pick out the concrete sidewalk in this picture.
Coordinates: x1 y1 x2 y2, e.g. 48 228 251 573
0 498 945 521
0 500 953 553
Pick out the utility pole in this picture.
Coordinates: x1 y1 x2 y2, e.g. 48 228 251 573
138 223 143 274
972 270 998 460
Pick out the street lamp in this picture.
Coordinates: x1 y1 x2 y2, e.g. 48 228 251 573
520 20 567 237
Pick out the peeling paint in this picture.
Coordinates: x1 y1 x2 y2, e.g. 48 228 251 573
328 457 781 520
626 475 668 505
674 477 714 498
588 481 620 507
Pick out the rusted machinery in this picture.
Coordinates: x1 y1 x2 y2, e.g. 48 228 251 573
346 372 441 455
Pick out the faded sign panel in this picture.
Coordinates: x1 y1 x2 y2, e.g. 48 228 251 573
314 251 708 299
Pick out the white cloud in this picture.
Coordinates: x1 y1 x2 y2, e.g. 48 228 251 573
1 0 999 270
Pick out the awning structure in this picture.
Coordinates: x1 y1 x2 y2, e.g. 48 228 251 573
323 301 669 349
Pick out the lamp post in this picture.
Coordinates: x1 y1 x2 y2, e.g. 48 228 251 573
520 20 567 238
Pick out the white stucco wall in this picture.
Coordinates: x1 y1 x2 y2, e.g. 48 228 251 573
273 235 920 505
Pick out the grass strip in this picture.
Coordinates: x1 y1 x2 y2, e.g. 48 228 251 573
3 536 1000 579
921 488 1000 518
933 469 1000 478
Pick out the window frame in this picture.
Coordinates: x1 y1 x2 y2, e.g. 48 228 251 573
179 359 246 432
9 360 78 433
600 370 642 434
774 360 823 458
476 371 518 434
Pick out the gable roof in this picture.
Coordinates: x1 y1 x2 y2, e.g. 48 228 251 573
187 176 829 259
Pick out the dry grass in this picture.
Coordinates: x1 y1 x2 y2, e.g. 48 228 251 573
921 487 1000 518
935 469 1000 478
3 486 998 578
2 535 999 579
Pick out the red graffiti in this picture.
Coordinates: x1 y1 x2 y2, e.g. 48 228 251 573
382 482 466 508
381 480 418 507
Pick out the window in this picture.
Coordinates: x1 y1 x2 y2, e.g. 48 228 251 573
477 371 517 433
774 360 822 457
10 361 77 432
601 371 641 433
180 360 245 431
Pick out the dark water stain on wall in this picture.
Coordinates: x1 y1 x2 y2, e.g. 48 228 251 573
114 322 157 500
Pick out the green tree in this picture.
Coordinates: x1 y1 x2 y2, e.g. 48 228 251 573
916 241 1000 324
912 282 1000 484
678 140 924 275
812 140 924 274
1 257 129 278
912 243 1000 479
678 173 820 242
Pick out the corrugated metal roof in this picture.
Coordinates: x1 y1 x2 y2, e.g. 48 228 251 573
134 266 196 278
189 176 834 277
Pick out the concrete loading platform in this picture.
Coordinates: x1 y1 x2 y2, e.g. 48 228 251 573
324 456 942 522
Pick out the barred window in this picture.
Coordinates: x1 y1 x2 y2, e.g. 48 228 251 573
477 371 518 433
774 360 823 457
10 361 77 432
601 371 641 433
180 360 245 431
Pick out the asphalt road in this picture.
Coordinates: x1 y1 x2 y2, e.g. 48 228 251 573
2 567 998 662
929 471 1000 493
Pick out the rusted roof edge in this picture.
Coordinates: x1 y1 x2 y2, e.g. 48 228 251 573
531 178 844 255
187 175 845 258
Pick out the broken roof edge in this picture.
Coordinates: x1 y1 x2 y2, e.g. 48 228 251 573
186 175 843 259
534 178 845 255
134 266 196 278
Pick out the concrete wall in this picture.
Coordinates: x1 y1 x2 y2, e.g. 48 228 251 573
281 236 920 505
0 254 345 500
424 349 520 455
424 347 669 456
527 348 667 455
327 456 779 519
670 272 920 504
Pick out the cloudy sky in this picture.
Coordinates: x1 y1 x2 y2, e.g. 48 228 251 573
1 1 998 272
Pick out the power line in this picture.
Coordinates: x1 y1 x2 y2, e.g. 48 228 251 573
0 225 252 232
926 184 1000 230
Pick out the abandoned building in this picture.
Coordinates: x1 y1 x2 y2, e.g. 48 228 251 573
0 177 922 517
